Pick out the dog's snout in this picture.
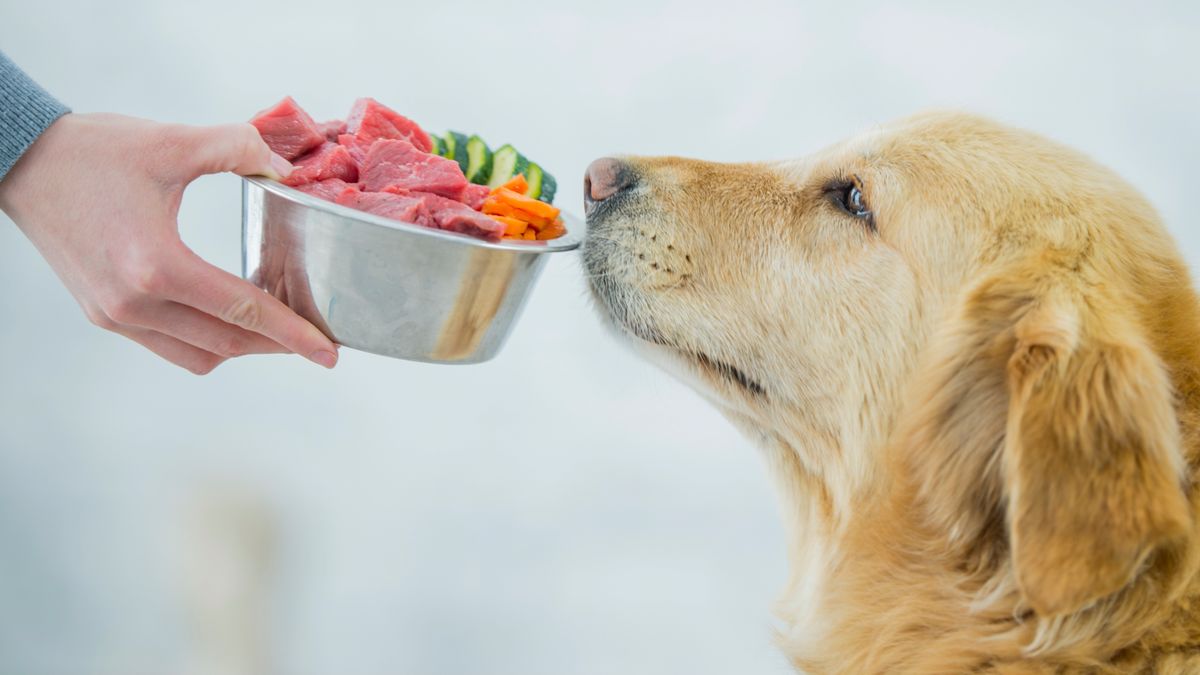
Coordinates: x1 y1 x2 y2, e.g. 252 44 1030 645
584 158 634 214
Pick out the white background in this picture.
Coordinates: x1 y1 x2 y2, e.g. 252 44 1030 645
0 1 1197 673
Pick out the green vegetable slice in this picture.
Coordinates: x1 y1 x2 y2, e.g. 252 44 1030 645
464 135 493 185
538 170 557 204
525 163 545 199
444 131 469 173
487 144 530 188
439 132 456 160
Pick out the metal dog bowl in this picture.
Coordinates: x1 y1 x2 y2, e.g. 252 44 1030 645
241 177 582 364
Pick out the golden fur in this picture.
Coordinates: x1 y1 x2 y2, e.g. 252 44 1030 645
582 111 1200 673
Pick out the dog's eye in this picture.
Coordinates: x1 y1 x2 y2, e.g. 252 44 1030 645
844 185 868 217
827 177 874 227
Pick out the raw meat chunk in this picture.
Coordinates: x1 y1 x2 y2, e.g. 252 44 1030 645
337 190 434 229
361 139 469 200
460 184 490 210
249 96 324 160
295 178 358 202
411 191 507 241
337 133 374 166
346 97 433 153
282 142 359 187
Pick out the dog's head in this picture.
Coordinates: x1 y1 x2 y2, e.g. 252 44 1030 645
583 111 1198 620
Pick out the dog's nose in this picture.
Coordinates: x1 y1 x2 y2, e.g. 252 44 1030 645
584 158 634 212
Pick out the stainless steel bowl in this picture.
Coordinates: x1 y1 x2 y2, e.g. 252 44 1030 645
241 177 582 364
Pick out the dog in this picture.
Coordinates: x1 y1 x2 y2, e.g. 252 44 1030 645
581 111 1200 673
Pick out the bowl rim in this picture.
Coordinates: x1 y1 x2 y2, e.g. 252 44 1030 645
244 176 584 253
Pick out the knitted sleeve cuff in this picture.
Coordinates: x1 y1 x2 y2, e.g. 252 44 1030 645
0 51 70 181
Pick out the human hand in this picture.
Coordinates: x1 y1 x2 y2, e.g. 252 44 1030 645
0 113 339 374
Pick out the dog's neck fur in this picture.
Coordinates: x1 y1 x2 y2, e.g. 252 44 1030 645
719 387 895 662
760 428 855 659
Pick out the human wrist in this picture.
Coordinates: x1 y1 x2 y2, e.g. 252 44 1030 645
0 112 72 218
0 51 70 183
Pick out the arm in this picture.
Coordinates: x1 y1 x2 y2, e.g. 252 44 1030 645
0 52 338 373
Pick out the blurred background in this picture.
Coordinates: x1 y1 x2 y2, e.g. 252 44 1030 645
0 1 1196 673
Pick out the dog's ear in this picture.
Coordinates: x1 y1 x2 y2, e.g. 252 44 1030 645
901 267 1190 618
1001 289 1189 616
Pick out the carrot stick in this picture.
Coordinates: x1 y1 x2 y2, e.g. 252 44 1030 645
493 174 528 195
518 210 554 229
481 200 519 217
536 220 566 240
489 215 528 236
483 199 553 229
493 187 560 220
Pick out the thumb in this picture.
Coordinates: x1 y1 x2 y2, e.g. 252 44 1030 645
182 123 294 181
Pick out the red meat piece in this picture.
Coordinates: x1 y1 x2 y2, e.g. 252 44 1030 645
410 191 506 241
295 178 358 202
249 96 324 161
337 133 374 167
282 143 359 187
361 139 469 200
346 97 433 153
460 184 490 210
337 190 434 229
335 188 504 241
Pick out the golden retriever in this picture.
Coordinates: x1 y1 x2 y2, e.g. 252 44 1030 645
581 111 1200 673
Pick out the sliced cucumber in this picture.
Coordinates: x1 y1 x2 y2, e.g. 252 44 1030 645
524 163 558 203
487 144 530 188
539 170 557 204
429 135 445 156
464 135 493 185
525 163 545 199
444 131 469 173
439 132 460 162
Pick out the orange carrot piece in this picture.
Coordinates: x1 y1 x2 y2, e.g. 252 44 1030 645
485 199 554 229
492 174 528 195
481 200 518 217
494 187 560 220
516 209 554 229
489 215 528 236
536 220 567 240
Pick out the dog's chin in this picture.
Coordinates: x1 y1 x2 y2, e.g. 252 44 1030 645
586 280 667 349
589 284 766 399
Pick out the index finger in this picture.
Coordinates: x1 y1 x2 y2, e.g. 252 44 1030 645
168 251 338 368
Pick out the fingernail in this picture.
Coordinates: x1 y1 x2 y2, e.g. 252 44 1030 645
309 350 337 369
270 152 294 178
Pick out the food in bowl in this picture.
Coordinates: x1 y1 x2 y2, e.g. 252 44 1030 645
249 96 564 242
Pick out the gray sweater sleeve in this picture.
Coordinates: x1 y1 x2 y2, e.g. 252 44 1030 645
0 51 70 181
